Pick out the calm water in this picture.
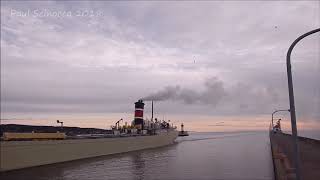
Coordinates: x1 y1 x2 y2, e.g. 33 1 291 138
1 131 274 180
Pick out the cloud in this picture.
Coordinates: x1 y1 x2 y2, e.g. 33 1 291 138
1 1 319 122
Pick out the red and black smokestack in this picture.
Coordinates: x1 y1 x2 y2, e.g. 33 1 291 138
134 99 145 129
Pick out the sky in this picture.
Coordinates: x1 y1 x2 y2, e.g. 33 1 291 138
1 1 319 132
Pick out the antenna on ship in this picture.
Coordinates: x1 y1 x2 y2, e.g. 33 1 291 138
151 100 154 122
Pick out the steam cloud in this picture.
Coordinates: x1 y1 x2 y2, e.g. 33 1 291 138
141 77 227 106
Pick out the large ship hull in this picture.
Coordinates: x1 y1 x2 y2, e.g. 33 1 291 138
0 130 178 172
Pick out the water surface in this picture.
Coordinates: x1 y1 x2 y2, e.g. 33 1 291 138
1 131 274 180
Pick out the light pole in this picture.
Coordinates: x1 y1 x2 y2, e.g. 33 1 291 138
271 109 290 128
57 120 63 128
286 28 320 180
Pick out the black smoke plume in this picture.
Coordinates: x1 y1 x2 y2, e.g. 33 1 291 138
141 77 226 106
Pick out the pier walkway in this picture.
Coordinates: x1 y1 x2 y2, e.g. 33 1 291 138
270 132 320 180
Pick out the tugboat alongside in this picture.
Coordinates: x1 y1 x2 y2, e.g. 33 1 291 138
178 123 189 136
0 100 178 172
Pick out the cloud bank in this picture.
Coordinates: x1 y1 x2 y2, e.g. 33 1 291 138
1 1 319 121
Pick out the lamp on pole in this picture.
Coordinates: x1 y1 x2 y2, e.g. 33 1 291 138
57 120 63 128
271 109 290 128
286 28 320 180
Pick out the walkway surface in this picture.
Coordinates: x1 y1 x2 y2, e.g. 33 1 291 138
270 132 320 180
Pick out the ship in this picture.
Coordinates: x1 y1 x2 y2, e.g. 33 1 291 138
0 100 178 172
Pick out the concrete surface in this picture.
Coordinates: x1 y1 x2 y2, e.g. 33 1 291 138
270 132 320 180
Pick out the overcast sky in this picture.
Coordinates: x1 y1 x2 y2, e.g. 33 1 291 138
1 1 319 128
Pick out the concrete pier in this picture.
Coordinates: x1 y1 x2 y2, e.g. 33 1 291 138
270 132 320 180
